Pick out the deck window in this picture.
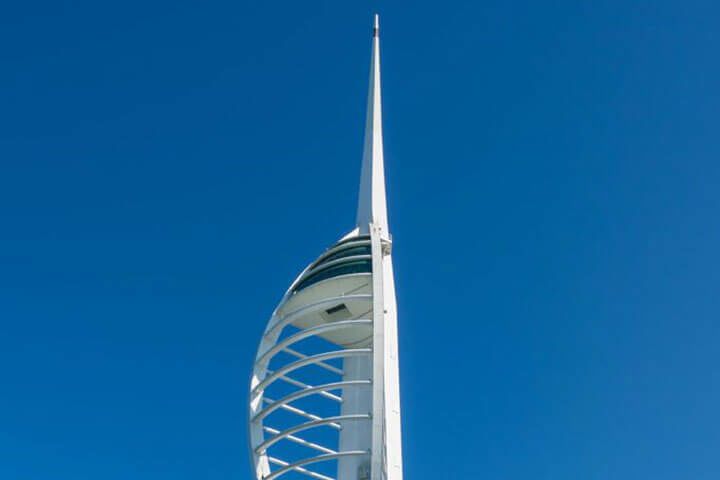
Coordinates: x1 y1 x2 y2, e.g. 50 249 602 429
293 259 372 293
313 245 371 268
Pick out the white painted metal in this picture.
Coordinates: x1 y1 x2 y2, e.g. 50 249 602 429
250 14 403 480
267 452 370 480
267 457 335 480
273 374 344 402
262 427 338 455
254 380 372 422
356 14 388 235
262 397 342 429
257 414 371 453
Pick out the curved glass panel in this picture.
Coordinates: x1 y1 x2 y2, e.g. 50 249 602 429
293 259 372 293
313 245 372 269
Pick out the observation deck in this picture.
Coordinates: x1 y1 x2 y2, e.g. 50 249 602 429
250 232 378 480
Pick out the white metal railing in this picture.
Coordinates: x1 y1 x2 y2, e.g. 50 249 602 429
281 347 344 375
261 397 341 429
252 349 371 394
267 456 334 480
262 426 336 455
256 414 371 453
265 451 369 480
253 380 371 422
271 373 342 402
257 319 372 365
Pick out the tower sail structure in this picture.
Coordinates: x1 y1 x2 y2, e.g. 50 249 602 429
249 15 404 480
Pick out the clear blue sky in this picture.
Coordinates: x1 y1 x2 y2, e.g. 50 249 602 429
1 1 719 479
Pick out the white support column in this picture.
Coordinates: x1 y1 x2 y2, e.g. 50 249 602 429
380 250 403 480
337 354 373 479
369 225 386 480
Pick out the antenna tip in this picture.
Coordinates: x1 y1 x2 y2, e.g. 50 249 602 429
373 14 379 37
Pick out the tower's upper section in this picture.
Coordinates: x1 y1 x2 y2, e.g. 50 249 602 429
356 14 389 236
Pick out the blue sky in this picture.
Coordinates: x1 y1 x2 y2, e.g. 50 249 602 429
1 1 719 478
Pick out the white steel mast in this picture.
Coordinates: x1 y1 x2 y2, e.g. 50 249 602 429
356 14 388 235
249 15 403 480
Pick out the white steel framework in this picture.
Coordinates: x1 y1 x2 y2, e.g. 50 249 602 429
249 15 403 480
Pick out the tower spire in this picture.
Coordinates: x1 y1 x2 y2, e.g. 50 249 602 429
356 14 388 235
